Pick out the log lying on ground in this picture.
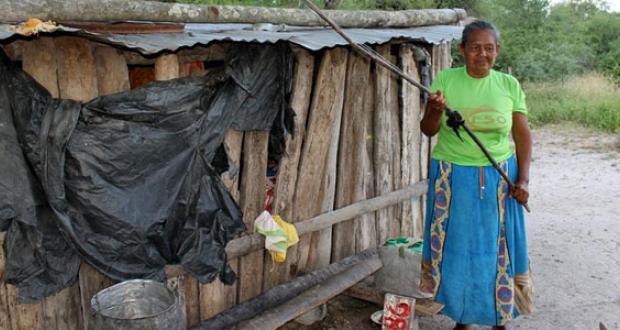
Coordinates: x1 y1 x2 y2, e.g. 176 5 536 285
192 249 380 330
234 252 382 330
0 0 466 28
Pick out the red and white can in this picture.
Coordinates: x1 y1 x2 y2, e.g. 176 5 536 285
382 293 418 330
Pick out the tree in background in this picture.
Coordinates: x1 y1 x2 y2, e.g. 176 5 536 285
586 9 620 82
178 0 619 82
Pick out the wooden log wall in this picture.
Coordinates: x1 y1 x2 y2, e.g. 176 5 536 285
400 44 423 239
374 44 401 245
332 51 375 262
264 48 314 290
428 42 453 161
0 239 9 330
0 37 452 329
237 131 269 303
293 47 348 274
3 37 55 330
199 130 242 322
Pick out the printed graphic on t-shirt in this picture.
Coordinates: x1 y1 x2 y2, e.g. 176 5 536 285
462 106 510 132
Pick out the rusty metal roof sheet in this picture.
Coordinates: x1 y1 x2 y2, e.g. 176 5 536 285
0 23 462 54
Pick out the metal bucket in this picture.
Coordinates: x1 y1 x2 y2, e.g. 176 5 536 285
90 279 186 330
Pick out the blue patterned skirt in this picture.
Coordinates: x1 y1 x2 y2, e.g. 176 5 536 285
421 155 533 326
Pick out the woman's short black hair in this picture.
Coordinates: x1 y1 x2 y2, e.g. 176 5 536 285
461 20 500 46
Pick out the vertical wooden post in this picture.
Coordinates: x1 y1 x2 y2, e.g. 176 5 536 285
263 48 314 290
429 42 451 154
55 36 100 330
220 131 244 203
153 50 204 327
292 47 348 273
332 50 376 262
441 42 452 71
200 131 243 320
0 235 13 330
420 125 430 224
430 44 441 157
47 43 131 330
21 37 60 97
399 45 424 239
94 45 131 95
11 37 60 330
6 284 42 330
423 42 452 223
182 275 200 327
21 36 90 330
56 37 99 101
155 54 180 81
374 44 401 245
237 131 269 302
74 262 114 329
357 65 378 253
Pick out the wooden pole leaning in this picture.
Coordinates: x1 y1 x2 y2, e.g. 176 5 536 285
300 0 531 213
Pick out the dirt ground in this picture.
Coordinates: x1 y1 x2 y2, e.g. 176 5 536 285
280 125 620 330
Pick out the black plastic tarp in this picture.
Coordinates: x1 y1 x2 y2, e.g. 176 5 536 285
0 43 292 302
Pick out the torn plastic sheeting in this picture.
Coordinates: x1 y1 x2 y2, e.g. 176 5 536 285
0 43 292 302
0 56 82 302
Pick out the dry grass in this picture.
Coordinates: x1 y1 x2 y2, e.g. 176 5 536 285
524 72 620 133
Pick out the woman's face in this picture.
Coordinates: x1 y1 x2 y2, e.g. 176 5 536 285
459 29 500 78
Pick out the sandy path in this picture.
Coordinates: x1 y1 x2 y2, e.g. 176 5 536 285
419 125 620 329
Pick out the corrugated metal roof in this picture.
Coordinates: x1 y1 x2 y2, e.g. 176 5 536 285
0 23 462 54
0 24 15 40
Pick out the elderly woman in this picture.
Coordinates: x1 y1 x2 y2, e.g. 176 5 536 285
420 20 533 330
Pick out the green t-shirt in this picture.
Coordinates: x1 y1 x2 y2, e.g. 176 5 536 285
430 67 528 166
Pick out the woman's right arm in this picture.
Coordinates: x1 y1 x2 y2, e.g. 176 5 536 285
421 90 447 137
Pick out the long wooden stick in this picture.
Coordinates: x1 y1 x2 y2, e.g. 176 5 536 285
165 181 426 278
227 180 427 260
191 249 380 330
301 0 530 212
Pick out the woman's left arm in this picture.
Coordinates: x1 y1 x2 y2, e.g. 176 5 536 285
511 112 532 205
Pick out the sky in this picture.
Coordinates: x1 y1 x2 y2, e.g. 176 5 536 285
600 0 620 11
607 0 620 11
549 0 620 12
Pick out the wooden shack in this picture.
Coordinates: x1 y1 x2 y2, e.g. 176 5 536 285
0 2 463 329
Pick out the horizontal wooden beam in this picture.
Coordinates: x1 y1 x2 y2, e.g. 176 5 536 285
225 180 428 260
0 0 467 28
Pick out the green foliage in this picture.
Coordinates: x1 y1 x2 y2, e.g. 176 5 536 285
525 73 620 132
512 43 593 81
586 11 620 81
468 0 620 82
